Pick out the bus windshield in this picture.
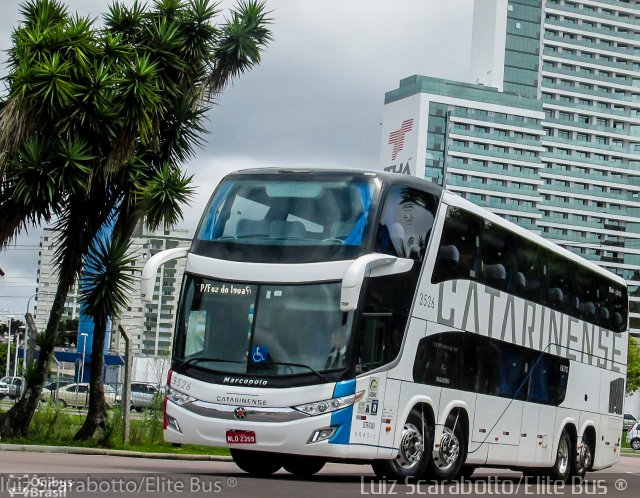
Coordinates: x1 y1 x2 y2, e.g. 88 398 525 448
192 173 379 263
174 275 354 379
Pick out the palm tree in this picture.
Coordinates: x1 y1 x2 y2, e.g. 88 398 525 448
74 236 135 441
0 0 271 438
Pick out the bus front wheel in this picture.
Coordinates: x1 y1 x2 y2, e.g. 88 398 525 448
230 449 282 476
371 409 431 480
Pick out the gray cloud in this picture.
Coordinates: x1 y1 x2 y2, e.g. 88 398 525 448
0 0 473 314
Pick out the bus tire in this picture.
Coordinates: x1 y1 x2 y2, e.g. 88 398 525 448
631 438 640 451
282 456 326 477
230 449 282 476
459 465 476 479
549 429 572 482
371 409 431 480
572 436 593 479
429 418 466 480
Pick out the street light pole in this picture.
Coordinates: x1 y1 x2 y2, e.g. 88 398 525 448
80 332 88 383
12 329 21 377
5 315 14 377
23 293 36 372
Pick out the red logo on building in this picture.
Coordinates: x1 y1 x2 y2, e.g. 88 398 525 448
388 119 414 160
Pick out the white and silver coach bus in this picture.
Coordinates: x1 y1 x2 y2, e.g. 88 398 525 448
142 168 628 481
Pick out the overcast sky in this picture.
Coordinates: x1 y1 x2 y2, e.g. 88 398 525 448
0 0 473 316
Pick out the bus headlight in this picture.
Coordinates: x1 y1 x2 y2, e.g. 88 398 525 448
293 390 364 416
166 386 196 406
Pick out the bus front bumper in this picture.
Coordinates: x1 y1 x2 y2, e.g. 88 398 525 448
164 398 357 459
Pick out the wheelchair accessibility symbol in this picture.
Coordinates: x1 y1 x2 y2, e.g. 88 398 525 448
251 345 268 363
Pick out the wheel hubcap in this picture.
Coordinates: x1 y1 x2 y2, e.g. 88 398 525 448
578 443 592 471
434 427 460 471
557 436 569 475
396 423 425 469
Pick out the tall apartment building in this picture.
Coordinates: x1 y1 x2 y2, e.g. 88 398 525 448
380 0 640 333
35 225 190 355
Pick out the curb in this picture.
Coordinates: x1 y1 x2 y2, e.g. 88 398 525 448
0 444 232 462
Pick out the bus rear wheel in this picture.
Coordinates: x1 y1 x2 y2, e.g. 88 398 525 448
549 429 572 482
282 456 326 477
572 437 593 479
429 418 466 480
372 409 431 480
230 449 282 476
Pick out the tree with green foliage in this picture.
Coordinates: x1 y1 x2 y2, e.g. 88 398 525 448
0 343 7 375
0 0 271 439
627 335 640 395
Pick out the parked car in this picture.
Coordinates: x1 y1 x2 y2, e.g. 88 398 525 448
41 382 117 408
115 382 161 412
41 380 74 402
626 422 640 450
623 413 638 432
44 380 73 392
0 379 9 399
0 376 25 399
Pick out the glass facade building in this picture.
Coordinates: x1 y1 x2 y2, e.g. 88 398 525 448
380 0 640 333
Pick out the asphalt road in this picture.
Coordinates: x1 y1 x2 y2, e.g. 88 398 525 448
0 451 639 498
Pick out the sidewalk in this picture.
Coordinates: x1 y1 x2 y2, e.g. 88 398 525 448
0 443 232 461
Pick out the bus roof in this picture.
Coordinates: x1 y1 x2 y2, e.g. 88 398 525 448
224 168 625 288
225 167 444 196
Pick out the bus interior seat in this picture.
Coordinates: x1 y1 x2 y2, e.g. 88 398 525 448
270 220 306 239
483 263 506 288
515 272 526 291
548 287 563 305
236 219 269 238
613 312 623 329
600 306 610 321
330 221 356 240
579 301 595 319
432 244 459 283
438 244 460 263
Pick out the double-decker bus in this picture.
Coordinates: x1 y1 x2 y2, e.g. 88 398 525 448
142 169 628 480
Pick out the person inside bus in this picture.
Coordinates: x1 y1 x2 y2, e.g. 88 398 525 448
325 329 348 370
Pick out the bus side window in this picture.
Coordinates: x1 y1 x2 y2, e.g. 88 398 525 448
529 354 569 405
412 332 463 388
432 207 481 283
548 254 577 315
495 343 529 400
576 265 597 323
481 222 516 292
516 238 544 303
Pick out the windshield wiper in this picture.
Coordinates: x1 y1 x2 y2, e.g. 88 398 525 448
176 356 245 372
259 361 329 382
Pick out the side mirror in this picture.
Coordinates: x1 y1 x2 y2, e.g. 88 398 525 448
340 253 413 311
141 247 189 302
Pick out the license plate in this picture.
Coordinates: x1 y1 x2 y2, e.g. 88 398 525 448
226 430 256 444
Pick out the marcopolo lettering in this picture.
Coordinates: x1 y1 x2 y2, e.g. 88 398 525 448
433 280 625 372
222 377 268 386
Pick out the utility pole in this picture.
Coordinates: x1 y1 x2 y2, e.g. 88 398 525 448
119 325 132 445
